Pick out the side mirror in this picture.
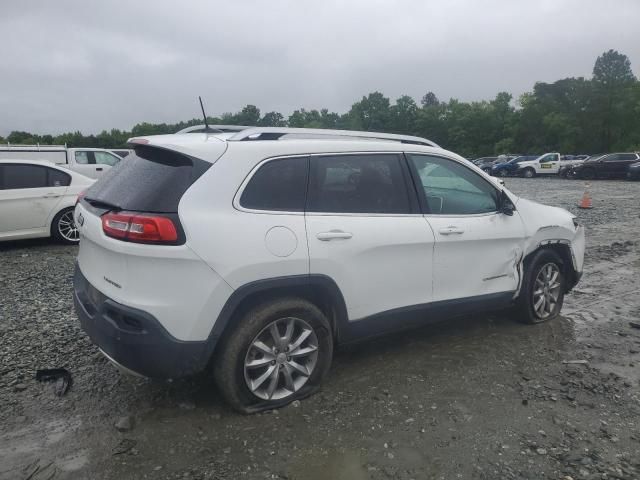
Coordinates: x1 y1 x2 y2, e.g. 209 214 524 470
499 190 515 216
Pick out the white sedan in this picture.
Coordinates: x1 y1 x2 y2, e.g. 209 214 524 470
0 160 94 244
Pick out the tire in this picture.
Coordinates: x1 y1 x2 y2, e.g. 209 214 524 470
498 169 508 177
581 168 596 180
522 168 536 178
513 249 565 324
213 297 333 413
51 208 80 244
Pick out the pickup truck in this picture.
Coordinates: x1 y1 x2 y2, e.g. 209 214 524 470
0 145 122 179
515 153 584 178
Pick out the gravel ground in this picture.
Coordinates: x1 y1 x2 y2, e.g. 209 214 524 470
1 177 639 480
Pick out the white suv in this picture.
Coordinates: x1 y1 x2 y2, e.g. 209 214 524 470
73 128 585 412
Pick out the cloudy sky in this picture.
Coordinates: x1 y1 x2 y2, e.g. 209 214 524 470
1 0 639 136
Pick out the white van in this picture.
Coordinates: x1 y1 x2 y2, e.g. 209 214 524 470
0 145 123 179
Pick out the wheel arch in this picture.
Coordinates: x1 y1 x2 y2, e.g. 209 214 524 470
49 204 76 237
209 275 348 357
522 241 580 293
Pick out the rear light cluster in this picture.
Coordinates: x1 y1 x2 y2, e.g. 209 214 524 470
101 212 178 244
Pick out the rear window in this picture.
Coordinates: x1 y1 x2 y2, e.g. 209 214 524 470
84 146 210 213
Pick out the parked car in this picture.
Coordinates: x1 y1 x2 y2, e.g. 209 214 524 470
515 153 583 178
558 154 603 178
491 155 539 177
568 153 640 179
0 145 123 179
73 127 585 412
626 161 640 180
472 156 499 167
477 156 513 173
0 160 93 243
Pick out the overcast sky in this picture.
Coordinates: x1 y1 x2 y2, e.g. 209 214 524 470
1 0 639 136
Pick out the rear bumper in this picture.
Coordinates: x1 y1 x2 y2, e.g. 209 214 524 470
73 264 211 378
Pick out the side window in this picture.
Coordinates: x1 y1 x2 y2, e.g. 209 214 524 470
539 154 554 163
47 168 71 187
1 164 48 189
75 151 92 164
240 157 308 211
408 154 499 215
618 153 637 161
94 151 121 166
307 154 410 214
603 154 619 162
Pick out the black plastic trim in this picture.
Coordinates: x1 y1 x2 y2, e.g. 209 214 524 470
338 291 515 343
73 264 210 378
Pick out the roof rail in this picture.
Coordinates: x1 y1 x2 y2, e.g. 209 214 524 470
176 124 254 134
227 127 439 147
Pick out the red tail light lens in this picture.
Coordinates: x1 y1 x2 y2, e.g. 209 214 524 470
102 212 178 243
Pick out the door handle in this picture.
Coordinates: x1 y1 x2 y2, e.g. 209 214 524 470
96 167 103 171
439 226 464 235
43 193 61 198
317 230 353 241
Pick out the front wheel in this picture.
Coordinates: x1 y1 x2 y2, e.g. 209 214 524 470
213 298 333 413
513 249 565 324
51 208 80 244
522 168 536 178
498 169 508 177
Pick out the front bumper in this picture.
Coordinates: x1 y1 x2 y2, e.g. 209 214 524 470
73 264 211 378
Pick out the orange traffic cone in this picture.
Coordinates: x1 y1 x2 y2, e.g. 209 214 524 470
578 183 593 209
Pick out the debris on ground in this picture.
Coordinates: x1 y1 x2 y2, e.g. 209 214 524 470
114 415 134 432
35 368 72 396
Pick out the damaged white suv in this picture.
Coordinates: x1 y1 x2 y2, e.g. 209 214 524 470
73 127 585 412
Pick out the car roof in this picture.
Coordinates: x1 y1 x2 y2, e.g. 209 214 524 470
128 128 456 165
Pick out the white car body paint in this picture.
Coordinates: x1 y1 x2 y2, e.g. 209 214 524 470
0 160 94 242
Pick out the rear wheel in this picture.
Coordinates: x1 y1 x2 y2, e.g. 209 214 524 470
213 298 333 413
51 208 79 244
522 168 536 178
513 249 565 324
498 169 508 177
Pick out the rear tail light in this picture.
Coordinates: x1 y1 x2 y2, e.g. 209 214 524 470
102 212 178 244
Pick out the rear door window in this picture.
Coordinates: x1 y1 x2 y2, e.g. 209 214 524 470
307 154 410 214
94 151 121 166
1 164 48 189
75 151 93 164
240 157 308 212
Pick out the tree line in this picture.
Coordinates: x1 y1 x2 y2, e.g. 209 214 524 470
3 50 638 158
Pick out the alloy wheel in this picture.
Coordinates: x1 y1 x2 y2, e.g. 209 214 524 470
58 210 79 242
532 263 562 319
244 317 319 401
